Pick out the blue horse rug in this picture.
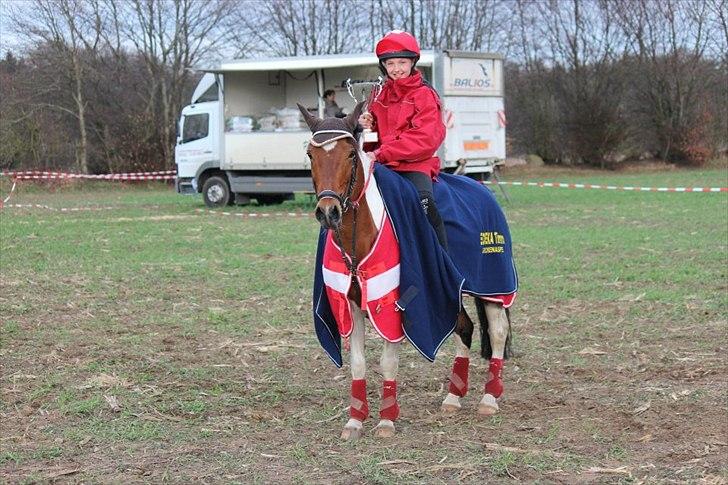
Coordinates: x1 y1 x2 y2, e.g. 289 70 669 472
313 164 518 367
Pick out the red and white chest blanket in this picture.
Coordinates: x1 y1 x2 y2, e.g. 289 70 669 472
322 212 404 343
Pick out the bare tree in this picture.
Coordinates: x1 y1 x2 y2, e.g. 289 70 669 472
705 0 728 61
7 0 104 173
118 0 233 168
362 0 512 52
234 0 366 57
614 0 723 163
540 0 628 164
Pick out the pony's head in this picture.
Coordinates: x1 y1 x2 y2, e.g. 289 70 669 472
297 101 366 229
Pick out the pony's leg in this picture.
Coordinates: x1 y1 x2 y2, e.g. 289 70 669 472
373 339 400 438
442 307 474 413
342 304 367 440
478 302 509 416
441 333 470 413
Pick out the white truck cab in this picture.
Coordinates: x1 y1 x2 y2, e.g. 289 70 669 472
175 50 506 207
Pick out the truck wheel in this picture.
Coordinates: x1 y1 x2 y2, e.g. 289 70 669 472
202 176 231 208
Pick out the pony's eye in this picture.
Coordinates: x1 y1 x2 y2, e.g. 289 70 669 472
306 151 313 160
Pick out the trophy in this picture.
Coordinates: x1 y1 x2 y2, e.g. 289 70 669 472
345 77 383 143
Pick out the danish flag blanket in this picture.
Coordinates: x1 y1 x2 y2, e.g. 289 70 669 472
321 214 405 343
313 164 518 367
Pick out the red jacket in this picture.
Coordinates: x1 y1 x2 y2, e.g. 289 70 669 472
367 70 445 179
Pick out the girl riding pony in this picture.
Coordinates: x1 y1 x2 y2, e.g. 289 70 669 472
360 30 449 250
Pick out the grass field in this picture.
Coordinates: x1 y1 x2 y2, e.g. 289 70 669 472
1 163 727 483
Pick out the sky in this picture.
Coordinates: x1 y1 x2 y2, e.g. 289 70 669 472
0 0 24 55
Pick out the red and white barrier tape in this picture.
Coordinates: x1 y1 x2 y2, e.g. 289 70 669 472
1 180 17 207
497 110 507 128
483 180 727 193
3 204 310 216
195 208 312 218
0 170 176 180
3 203 119 212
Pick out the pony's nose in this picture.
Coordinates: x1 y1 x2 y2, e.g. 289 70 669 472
315 204 341 228
327 205 342 226
315 206 327 225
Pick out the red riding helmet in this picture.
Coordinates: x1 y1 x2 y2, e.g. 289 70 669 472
375 30 420 62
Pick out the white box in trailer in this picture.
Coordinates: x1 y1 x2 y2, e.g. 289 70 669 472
174 50 506 207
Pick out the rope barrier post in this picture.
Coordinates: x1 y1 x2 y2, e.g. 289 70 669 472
490 161 511 203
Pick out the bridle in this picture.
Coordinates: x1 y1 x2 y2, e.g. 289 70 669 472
309 130 360 212
309 129 374 276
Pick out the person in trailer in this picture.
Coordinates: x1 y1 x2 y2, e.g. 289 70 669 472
323 89 345 118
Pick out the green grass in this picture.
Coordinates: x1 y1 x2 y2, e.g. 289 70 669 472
1 165 726 483
489 451 517 476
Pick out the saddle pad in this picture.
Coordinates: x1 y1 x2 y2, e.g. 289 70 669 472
434 172 518 300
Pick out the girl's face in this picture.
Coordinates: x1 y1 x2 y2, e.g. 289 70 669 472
384 58 414 80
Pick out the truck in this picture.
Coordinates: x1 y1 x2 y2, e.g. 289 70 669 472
175 50 506 207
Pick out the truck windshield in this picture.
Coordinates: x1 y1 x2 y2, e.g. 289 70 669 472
182 113 209 143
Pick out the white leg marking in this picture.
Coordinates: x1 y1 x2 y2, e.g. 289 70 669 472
349 302 366 379
480 302 507 416
375 340 399 436
380 340 399 381
484 303 508 359
342 303 367 440
454 332 470 359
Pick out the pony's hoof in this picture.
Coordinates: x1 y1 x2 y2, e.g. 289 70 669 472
341 418 363 440
441 393 462 414
373 420 396 438
477 394 499 416
441 403 461 414
341 426 363 440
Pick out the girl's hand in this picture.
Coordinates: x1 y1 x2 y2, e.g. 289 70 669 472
358 112 374 130
364 152 377 161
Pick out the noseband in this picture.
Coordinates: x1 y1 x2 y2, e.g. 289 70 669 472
309 130 360 212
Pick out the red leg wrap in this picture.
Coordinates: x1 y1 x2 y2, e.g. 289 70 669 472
484 358 504 398
379 380 400 421
350 379 368 421
448 357 470 397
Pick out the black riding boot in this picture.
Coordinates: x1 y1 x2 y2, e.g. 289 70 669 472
399 171 449 251
420 194 449 251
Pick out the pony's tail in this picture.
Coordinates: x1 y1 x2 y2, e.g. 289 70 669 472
475 298 512 360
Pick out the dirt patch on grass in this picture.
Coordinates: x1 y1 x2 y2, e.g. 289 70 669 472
2 182 726 483
2 292 726 483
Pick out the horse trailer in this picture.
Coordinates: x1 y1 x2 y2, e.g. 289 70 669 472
175 50 506 207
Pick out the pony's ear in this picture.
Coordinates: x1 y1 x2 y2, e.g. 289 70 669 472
344 101 366 133
297 103 321 131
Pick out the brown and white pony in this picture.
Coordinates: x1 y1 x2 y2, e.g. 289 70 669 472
299 102 511 439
